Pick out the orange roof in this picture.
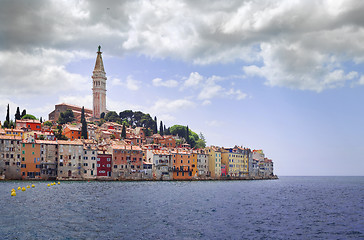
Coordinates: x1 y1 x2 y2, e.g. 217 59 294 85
35 140 58 144
57 140 83 145
0 135 22 140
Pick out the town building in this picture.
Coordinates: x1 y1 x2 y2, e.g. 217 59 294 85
48 103 92 122
146 149 173 180
206 146 222 178
96 151 112 178
63 124 82 140
57 140 83 179
0 135 22 179
21 140 41 179
172 149 198 180
38 140 58 180
82 140 97 179
196 149 209 178
16 119 41 132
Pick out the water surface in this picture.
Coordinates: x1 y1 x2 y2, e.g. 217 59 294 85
1 177 363 239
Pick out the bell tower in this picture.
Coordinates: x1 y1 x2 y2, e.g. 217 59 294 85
92 45 107 119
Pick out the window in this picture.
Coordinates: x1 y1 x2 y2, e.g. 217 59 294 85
114 165 117 168
21 164 26 168
91 170 93 175
107 158 111 161
5 162 9 165
60 163 63 166
83 163 88 166
84 170 87 174
107 164 110 167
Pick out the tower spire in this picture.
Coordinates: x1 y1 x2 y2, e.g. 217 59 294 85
92 45 107 119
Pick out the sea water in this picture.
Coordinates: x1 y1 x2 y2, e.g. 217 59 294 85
0 177 363 239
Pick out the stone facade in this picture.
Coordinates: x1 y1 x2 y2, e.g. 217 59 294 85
92 46 107 119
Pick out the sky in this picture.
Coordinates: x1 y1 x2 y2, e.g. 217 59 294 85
0 0 363 176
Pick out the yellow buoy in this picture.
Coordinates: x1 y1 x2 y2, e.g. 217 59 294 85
58 182 60 185
11 191 16 196
47 184 50 187
26 185 30 188
11 188 15 192
53 182 56 185
17 187 21 190
22 187 26 191
51 183 54 186
31 184 35 188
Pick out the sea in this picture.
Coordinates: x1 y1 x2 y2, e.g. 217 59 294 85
0 176 363 240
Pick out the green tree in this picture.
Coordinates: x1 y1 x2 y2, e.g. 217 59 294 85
15 107 21 121
81 106 88 139
55 125 68 140
186 125 189 144
154 116 158 134
58 109 75 124
143 127 152 137
121 123 126 139
105 111 119 122
100 112 105 119
3 104 10 128
159 121 164 136
21 109 26 118
43 121 53 127
21 114 37 120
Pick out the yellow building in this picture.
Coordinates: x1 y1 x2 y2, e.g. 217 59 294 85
3 128 24 139
206 146 221 179
222 147 249 177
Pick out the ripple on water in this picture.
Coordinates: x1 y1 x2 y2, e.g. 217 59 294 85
0 177 363 239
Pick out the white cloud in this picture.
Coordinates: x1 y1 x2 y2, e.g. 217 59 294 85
1 0 364 93
111 75 141 91
183 72 204 89
152 78 179 88
0 49 89 97
358 75 364 85
151 98 195 114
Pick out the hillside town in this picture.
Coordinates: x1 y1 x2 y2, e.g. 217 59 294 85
0 46 275 181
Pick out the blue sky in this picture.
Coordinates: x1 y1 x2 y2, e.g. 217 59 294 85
0 0 363 176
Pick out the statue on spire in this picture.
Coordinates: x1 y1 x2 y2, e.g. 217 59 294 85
98 45 101 52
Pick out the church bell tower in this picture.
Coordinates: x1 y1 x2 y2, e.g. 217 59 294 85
92 45 107 119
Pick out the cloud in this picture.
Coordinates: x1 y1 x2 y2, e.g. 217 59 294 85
181 72 248 101
183 72 204 89
151 98 195 114
1 0 364 93
111 75 141 91
152 78 179 88
0 49 89 97
243 42 360 92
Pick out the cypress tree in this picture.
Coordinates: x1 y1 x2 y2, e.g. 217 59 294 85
164 125 167 135
40 117 43 123
15 107 21 120
159 121 164 136
6 104 10 123
21 109 26 118
121 123 126 139
186 125 189 144
81 106 88 139
154 116 158 134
